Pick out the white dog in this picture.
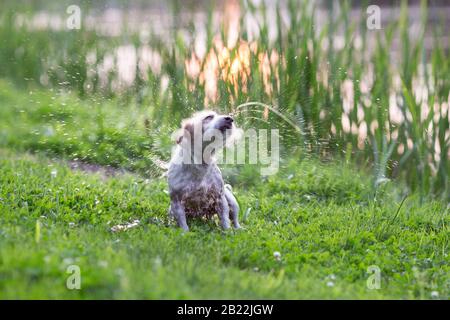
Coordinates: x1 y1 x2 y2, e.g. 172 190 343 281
167 110 240 231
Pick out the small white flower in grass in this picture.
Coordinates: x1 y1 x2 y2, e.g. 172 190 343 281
130 220 140 227
110 219 141 232
51 169 57 178
154 256 162 268
326 281 335 287
68 222 76 228
273 251 281 261
111 224 126 232
431 291 439 299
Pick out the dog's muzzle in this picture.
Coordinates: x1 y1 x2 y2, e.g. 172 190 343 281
219 116 234 132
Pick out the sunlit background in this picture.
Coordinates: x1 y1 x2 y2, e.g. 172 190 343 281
0 0 449 200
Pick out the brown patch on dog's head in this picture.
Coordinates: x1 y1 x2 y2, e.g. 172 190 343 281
176 119 195 145
175 110 237 147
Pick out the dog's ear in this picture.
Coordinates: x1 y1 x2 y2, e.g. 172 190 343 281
177 121 194 145
176 134 183 144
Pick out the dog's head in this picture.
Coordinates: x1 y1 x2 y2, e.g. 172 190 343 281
175 110 238 164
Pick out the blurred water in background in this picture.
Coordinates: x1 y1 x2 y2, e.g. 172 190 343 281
11 0 449 92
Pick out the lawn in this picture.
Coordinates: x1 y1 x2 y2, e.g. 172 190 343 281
0 82 448 299
0 0 449 300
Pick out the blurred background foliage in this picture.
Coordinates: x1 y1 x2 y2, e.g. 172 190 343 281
0 0 448 200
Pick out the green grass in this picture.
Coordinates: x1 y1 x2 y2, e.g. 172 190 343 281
0 79 448 298
0 149 448 299
0 1 448 299
0 79 170 176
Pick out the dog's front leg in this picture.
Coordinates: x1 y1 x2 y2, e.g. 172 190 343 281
170 199 189 231
218 195 231 230
224 188 241 229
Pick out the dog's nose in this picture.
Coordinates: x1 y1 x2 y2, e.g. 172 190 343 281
224 116 234 123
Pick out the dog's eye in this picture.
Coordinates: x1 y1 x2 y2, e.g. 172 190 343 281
203 115 214 122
